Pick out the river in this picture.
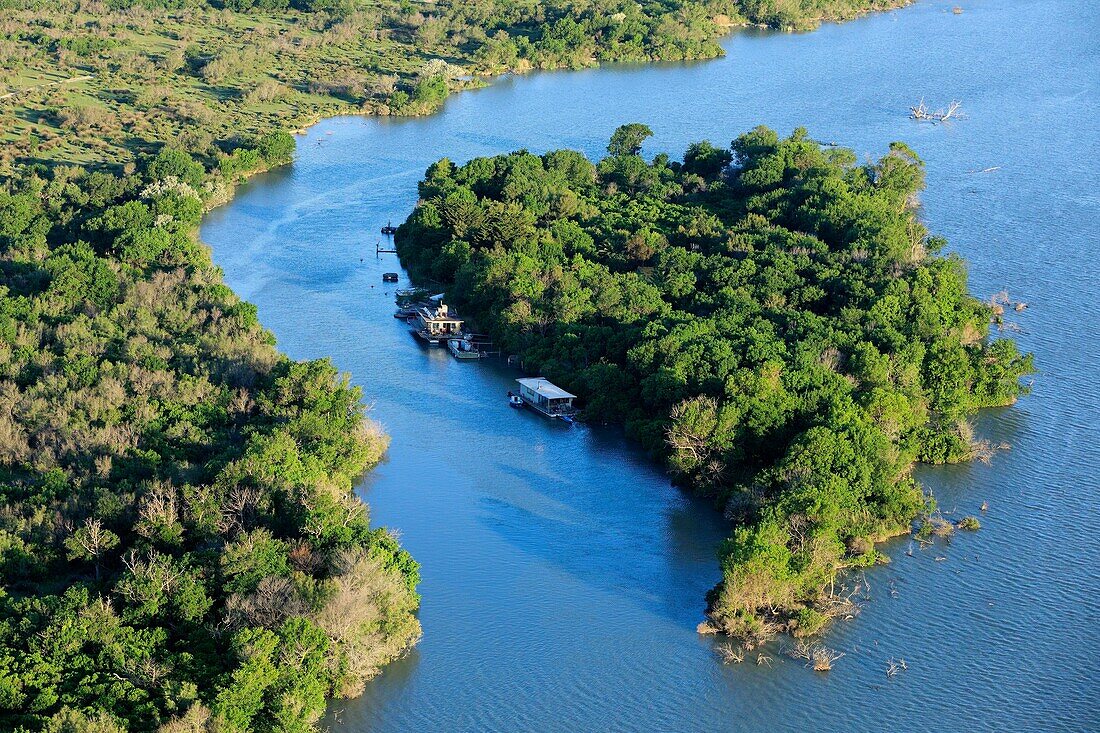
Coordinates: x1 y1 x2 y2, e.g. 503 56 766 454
200 1 1100 730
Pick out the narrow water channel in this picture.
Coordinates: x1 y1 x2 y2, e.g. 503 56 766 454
201 1 1100 730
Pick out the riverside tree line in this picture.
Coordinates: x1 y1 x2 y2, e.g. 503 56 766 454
0 0 928 729
1 0 911 170
0 138 421 732
396 125 1032 643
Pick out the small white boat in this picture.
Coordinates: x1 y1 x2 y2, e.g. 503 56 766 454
508 392 524 408
448 338 481 360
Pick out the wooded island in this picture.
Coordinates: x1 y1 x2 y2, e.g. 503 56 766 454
397 124 1032 642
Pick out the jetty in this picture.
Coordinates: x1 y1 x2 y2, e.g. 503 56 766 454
447 338 481 360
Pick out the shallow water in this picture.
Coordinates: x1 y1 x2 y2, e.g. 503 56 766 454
200 1 1100 730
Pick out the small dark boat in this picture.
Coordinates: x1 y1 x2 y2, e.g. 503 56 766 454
381 221 397 235
382 272 399 283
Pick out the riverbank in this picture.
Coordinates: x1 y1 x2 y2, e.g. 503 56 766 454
0 4 928 730
198 1 1098 728
0 0 919 173
0 134 424 731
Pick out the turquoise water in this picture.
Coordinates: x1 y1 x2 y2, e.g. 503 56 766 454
200 1 1100 730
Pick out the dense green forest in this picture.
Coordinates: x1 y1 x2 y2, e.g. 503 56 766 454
1 0 909 171
1 0 917 730
396 125 1033 642
0 138 421 732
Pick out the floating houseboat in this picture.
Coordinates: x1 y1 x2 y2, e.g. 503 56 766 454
447 338 482 360
514 377 577 422
412 302 464 345
382 272 399 282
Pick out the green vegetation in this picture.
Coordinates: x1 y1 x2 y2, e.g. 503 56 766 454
0 138 421 732
957 515 981 530
396 125 1033 643
0 0 927 729
1 0 910 172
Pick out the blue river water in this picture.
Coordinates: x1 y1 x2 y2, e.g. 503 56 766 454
200 1 1100 730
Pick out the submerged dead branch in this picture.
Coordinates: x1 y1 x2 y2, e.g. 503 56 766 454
886 657 908 677
715 642 745 665
911 98 963 123
787 640 845 671
818 580 864 622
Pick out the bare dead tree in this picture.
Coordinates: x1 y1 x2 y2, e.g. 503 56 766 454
220 482 264 534
714 642 745 664
64 517 119 581
136 480 179 539
910 99 963 123
117 550 184 606
886 657 908 678
224 575 306 630
787 640 845 671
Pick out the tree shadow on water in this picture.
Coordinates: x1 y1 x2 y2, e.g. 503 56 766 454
477 460 726 629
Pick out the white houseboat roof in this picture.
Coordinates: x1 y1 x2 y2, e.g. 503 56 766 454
416 304 463 323
516 377 576 400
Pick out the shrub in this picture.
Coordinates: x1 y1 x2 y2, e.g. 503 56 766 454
957 516 981 531
792 607 828 638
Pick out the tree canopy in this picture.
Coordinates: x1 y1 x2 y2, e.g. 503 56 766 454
397 125 1032 641
0 140 420 732
607 123 654 156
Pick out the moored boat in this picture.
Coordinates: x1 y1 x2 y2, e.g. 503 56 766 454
514 377 577 421
411 302 465 345
448 338 481 360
